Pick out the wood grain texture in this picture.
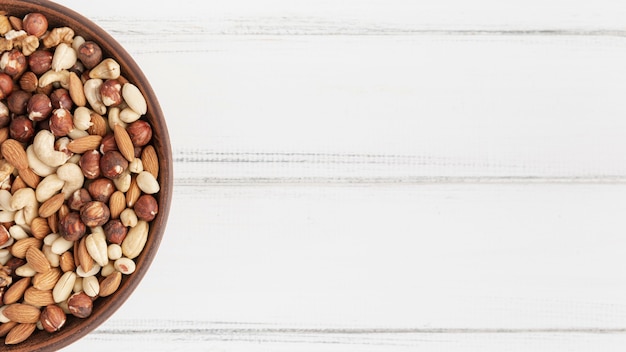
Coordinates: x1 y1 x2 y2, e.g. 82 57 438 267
49 0 626 350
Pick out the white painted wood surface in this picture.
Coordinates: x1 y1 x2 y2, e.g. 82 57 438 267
47 0 626 350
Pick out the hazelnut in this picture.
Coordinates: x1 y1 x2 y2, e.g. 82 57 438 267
80 200 110 227
0 102 9 128
100 79 122 106
36 81 53 96
7 90 31 115
26 93 52 121
67 291 92 318
40 304 66 333
19 71 38 92
50 88 73 110
68 188 92 211
0 73 14 99
28 50 53 75
59 212 86 241
23 13 48 38
77 41 102 69
5 257 26 280
69 60 85 76
49 108 73 137
1 49 27 78
8 16 22 31
87 178 115 202
79 150 101 179
100 150 128 179
134 194 159 221
126 120 152 147
55 136 73 158
104 219 127 245
99 133 118 154
9 115 35 143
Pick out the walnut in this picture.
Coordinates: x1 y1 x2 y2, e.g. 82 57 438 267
42 26 74 48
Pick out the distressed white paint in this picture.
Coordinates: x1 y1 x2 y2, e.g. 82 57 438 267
47 0 626 350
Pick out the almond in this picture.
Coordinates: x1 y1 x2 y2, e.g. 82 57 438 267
99 271 121 297
30 217 51 239
23 287 55 307
4 322 36 344
3 277 31 304
47 212 58 234
1 139 28 170
140 144 158 178
3 303 41 323
87 111 107 136
59 251 75 272
68 71 86 107
38 192 65 218
125 175 141 207
113 124 134 162
10 175 27 193
0 127 8 145
0 321 17 337
18 167 40 188
77 236 94 273
32 267 62 290
10 237 42 259
108 190 125 219
67 134 102 154
25 246 51 273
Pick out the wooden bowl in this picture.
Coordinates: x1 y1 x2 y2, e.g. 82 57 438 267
0 1 173 350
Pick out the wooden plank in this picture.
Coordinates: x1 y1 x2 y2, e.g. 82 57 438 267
146 35 626 180
55 0 626 33
43 3 626 180
61 321 626 352
76 183 626 330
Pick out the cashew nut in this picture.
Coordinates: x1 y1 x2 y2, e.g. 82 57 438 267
9 224 29 240
35 163 83 202
0 190 15 223
11 187 39 226
73 107 93 131
128 158 143 174
57 163 84 199
84 79 106 115
26 145 57 177
72 35 85 52
0 248 11 263
51 43 77 72
122 83 147 115
67 128 89 140
107 106 126 130
35 174 64 203
33 130 72 167
89 58 120 80
119 107 141 123
39 69 70 89
113 169 131 192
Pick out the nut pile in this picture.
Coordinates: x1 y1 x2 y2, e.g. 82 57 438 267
0 12 160 344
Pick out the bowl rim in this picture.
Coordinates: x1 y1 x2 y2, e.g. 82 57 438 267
0 1 173 351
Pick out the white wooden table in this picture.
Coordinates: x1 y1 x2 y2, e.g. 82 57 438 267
54 0 626 350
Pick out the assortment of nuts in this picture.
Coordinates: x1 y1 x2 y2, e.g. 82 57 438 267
0 11 160 345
